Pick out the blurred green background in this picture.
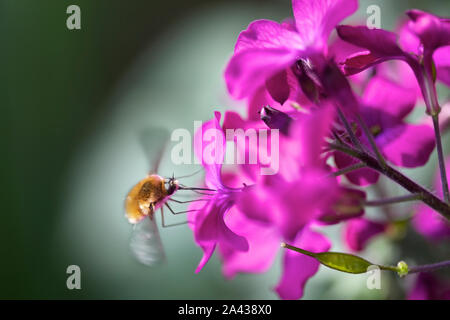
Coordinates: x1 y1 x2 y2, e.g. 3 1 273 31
1 0 448 299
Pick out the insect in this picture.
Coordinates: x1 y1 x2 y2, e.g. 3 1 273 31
125 174 181 225
125 128 213 266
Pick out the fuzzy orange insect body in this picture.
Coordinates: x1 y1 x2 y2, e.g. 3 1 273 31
125 174 173 224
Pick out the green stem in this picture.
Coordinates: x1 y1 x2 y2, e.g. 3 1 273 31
432 114 450 203
336 107 362 151
409 259 450 274
332 162 366 177
330 142 450 220
281 243 316 258
356 114 387 169
364 194 423 207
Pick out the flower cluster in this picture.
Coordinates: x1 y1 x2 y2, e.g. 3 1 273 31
188 0 450 299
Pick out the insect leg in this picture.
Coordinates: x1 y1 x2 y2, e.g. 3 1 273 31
169 198 209 204
165 203 199 215
160 206 189 228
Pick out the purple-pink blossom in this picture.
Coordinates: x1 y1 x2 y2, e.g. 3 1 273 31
225 0 358 103
185 0 450 300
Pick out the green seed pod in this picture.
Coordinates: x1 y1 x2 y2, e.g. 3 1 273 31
281 243 375 274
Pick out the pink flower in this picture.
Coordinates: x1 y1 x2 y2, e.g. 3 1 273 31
343 218 387 252
412 157 450 241
189 105 364 299
188 112 249 273
334 76 435 186
337 10 450 114
408 273 450 300
225 0 358 103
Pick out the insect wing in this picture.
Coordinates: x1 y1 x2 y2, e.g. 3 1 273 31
138 127 170 174
130 217 166 266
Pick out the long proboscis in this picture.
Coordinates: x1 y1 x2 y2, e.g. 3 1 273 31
173 168 204 180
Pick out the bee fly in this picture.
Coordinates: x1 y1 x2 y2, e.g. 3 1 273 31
124 129 213 266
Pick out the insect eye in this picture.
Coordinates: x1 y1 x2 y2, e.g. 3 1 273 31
165 179 177 195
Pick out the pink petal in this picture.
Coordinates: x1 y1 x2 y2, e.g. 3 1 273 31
378 123 435 168
196 197 249 252
412 205 450 241
266 69 290 105
334 149 380 186
225 48 303 99
434 46 450 86
398 20 421 54
412 157 450 241
194 112 225 189
337 25 404 56
406 10 450 52
343 218 387 252
236 182 278 225
363 76 416 121
219 207 280 279
247 87 273 121
319 187 366 225
275 227 331 300
234 19 304 54
292 0 358 50
340 51 389 75
195 244 216 273
291 104 335 168
408 273 450 300
337 26 408 75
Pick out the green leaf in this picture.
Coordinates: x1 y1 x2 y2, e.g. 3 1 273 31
314 252 374 274
282 243 375 274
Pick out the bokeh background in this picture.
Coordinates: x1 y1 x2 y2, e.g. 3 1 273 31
1 0 449 299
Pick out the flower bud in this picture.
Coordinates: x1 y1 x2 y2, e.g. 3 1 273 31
259 105 293 135
319 187 366 224
397 261 409 277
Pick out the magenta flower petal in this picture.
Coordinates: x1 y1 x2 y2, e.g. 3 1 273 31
377 123 435 168
266 69 290 105
237 171 338 241
275 227 331 300
222 110 271 181
412 205 450 241
408 273 450 300
219 207 280 279
247 87 273 121
398 20 421 54
235 183 274 224
225 48 303 99
225 19 306 100
434 45 450 86
292 0 358 50
234 19 305 54
194 243 216 274
363 77 416 121
290 104 335 168
319 187 366 225
194 112 225 189
343 218 387 252
337 26 409 75
339 51 386 75
188 199 218 273
195 197 249 251
406 10 450 52
334 150 380 186
412 157 450 241
337 25 404 56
